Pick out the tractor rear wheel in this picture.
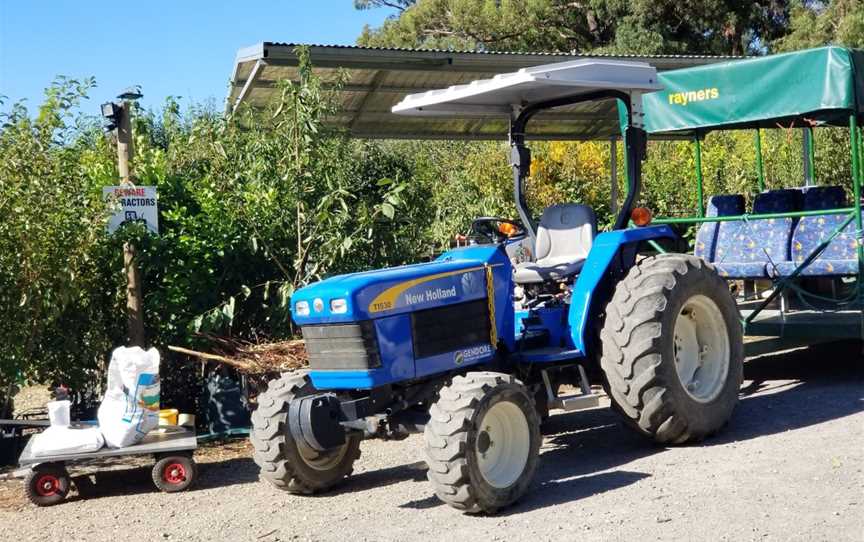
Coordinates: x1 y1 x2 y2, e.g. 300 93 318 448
600 254 743 444
424 372 540 514
251 372 361 494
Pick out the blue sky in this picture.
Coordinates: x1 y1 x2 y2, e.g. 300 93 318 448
0 1 394 113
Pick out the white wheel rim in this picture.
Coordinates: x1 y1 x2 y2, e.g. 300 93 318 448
475 401 531 489
672 294 730 403
296 438 349 471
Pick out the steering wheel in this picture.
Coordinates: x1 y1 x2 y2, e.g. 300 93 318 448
468 217 526 244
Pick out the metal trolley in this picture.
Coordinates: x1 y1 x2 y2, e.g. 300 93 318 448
16 425 197 506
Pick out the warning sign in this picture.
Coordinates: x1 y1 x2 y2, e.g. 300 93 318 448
103 186 158 234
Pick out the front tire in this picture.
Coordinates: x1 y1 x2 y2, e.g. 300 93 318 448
600 254 743 444
424 372 541 514
251 372 361 494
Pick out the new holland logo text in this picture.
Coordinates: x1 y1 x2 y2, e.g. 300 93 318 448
404 285 457 306
668 87 719 106
454 345 492 365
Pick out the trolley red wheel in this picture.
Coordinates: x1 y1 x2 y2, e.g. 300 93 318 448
24 464 70 506
152 455 196 493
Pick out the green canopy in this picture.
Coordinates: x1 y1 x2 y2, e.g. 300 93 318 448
643 46 864 136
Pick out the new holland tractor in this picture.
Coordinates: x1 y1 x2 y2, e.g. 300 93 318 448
251 59 743 513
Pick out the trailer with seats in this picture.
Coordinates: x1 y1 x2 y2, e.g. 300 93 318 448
642 46 864 349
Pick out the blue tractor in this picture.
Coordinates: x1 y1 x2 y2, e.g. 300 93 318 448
251 59 743 513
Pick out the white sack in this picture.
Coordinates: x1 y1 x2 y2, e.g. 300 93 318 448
97 346 161 448
31 426 104 457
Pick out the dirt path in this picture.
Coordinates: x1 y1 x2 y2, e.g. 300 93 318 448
1 343 862 541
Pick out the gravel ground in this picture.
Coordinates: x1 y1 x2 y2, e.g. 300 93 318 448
1 342 862 542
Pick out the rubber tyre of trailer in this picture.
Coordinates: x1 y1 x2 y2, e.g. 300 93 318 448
24 463 71 506
152 453 197 493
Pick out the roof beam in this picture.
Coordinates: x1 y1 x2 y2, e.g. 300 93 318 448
232 80 470 94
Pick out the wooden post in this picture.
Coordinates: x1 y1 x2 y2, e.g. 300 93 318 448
117 102 145 347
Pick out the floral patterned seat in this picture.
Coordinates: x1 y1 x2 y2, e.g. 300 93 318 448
772 186 858 276
714 189 803 278
694 194 745 262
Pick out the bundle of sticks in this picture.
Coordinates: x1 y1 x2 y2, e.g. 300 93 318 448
168 334 308 375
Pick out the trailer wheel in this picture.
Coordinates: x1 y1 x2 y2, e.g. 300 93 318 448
600 254 743 444
251 372 360 494
25 464 70 506
424 372 540 514
152 454 197 493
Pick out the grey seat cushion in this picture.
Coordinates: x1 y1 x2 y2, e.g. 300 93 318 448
514 258 586 283
513 204 596 284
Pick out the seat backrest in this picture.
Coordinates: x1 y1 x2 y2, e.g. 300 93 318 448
715 189 802 266
535 204 596 263
791 185 855 263
695 194 745 261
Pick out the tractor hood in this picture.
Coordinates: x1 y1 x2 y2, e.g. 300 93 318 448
291 245 506 325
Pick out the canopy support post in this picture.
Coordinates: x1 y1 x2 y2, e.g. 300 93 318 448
509 113 536 245
614 92 645 231
232 59 264 114
849 116 863 306
694 137 704 217
754 129 765 192
804 127 815 186
610 137 618 214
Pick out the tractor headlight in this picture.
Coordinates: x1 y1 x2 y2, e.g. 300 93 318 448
295 300 310 316
330 298 348 314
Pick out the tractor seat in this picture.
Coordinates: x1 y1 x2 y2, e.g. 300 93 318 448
514 204 596 284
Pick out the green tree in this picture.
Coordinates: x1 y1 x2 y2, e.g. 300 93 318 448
354 0 415 11
776 0 864 51
357 0 794 55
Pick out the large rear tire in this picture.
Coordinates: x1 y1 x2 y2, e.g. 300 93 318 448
424 372 541 514
251 372 361 494
600 254 743 444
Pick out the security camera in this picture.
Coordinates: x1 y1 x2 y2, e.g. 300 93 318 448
101 101 122 131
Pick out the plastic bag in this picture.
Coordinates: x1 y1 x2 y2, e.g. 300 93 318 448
31 426 104 457
47 400 71 427
97 347 161 448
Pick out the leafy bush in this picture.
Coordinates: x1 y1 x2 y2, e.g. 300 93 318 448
0 77 124 390
2 48 855 394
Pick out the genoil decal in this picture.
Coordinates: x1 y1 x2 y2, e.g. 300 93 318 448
367 267 490 314
454 344 493 365
667 87 719 106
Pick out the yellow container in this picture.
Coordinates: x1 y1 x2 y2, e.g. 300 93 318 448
158 408 179 426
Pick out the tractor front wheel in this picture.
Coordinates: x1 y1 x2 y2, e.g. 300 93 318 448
251 372 361 494
600 254 743 444
424 372 541 514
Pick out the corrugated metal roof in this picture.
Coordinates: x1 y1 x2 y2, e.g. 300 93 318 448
227 42 737 140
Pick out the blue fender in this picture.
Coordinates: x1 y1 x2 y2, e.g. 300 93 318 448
568 225 677 353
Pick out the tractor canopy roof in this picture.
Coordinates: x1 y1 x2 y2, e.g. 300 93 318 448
644 46 864 136
392 59 661 137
